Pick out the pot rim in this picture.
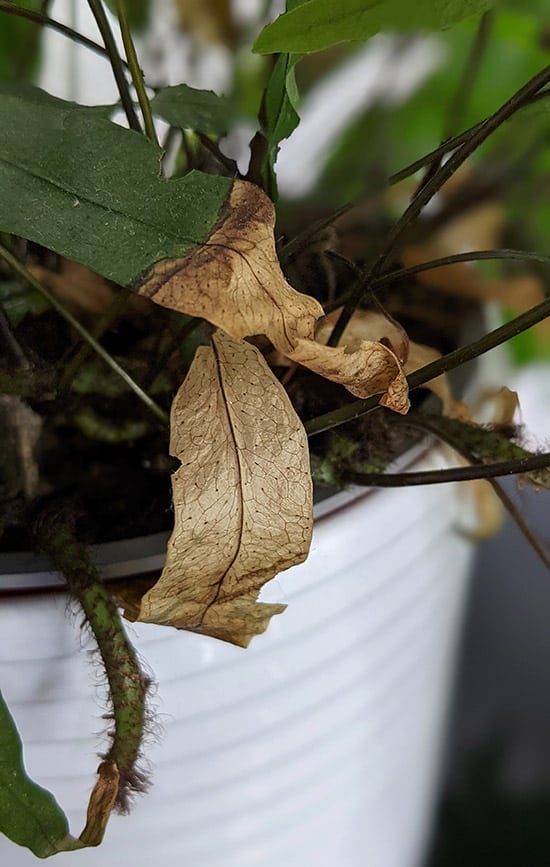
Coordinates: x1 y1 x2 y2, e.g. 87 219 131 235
0 439 432 592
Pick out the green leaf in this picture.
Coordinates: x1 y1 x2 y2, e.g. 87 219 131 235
103 0 150 30
151 84 237 135
0 690 78 857
0 88 232 286
254 0 494 54
259 53 301 198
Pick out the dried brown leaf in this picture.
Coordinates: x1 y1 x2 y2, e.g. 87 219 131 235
314 306 409 364
176 0 236 46
137 330 313 648
136 181 409 411
136 180 323 355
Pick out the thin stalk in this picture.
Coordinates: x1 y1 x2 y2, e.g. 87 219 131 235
114 0 158 145
141 316 202 390
0 244 168 424
87 0 141 133
305 296 550 437
412 415 550 569
370 249 550 290
58 287 132 392
328 65 550 346
444 11 494 138
388 87 550 187
0 0 126 66
346 451 550 487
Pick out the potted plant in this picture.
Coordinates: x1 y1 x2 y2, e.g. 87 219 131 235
0 1 549 865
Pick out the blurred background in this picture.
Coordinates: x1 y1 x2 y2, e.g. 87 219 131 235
1 1 550 863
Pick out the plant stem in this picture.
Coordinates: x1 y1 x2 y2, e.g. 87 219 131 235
305 296 550 437
328 64 550 347
0 0 126 66
114 0 158 145
0 244 168 424
370 249 550 290
33 500 151 810
87 0 141 133
346 451 550 487
388 87 550 187
444 10 494 138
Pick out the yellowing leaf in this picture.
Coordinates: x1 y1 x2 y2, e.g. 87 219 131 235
136 181 409 412
137 330 313 648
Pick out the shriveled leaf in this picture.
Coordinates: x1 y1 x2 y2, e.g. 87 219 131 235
151 85 237 136
253 0 493 55
0 396 41 499
0 690 80 857
79 762 120 847
288 336 409 411
314 306 409 363
135 330 313 648
135 179 323 352
136 181 409 410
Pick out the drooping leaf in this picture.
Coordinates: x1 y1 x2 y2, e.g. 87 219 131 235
253 0 494 55
0 690 78 857
151 84 237 135
133 330 313 647
135 180 409 411
0 87 232 285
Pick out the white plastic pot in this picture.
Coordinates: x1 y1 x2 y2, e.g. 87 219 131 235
0 443 474 867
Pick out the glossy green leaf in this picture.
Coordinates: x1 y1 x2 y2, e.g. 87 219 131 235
0 87 232 286
0 690 78 857
254 0 494 54
151 84 237 135
259 53 301 198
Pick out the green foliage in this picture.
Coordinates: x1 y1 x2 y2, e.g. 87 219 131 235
0 86 232 286
259 54 301 198
151 84 237 135
0 691 77 857
0 1 42 82
254 0 494 55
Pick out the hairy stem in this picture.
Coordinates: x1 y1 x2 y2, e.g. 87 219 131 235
305 297 550 437
114 0 158 144
87 0 141 132
0 244 169 423
32 501 151 810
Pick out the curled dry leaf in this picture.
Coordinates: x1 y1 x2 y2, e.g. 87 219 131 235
136 330 313 648
314 306 409 364
135 180 409 412
79 762 120 847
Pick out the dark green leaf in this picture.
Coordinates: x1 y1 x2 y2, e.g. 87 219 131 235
0 690 78 857
0 82 115 117
151 84 237 135
0 89 232 286
254 0 494 55
259 54 301 198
